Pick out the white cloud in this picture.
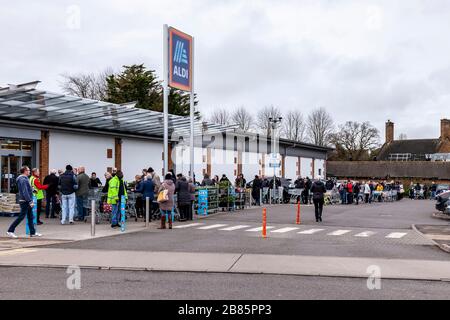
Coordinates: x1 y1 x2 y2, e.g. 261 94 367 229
0 0 448 140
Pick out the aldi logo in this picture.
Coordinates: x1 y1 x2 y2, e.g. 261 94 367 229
174 41 189 65
169 27 193 92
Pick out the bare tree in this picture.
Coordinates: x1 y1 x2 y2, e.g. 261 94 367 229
209 108 231 125
60 68 113 100
257 105 282 137
330 121 380 160
306 107 334 147
232 107 254 132
282 110 305 142
398 133 408 140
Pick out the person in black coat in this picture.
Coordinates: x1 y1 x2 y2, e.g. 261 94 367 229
43 169 60 219
252 175 262 206
311 177 327 222
353 182 361 205
176 176 193 221
305 177 313 204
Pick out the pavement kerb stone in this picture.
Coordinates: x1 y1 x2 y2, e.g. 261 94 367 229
1 262 450 283
412 224 450 254
1 249 450 282
432 212 450 221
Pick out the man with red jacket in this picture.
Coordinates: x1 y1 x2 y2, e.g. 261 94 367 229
346 179 354 205
30 168 49 225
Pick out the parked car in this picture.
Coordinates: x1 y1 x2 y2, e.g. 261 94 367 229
435 190 450 215
436 184 449 197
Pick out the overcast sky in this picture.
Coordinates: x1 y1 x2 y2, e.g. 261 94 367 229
1 0 449 141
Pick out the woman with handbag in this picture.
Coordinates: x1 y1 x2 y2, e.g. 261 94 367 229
157 174 175 229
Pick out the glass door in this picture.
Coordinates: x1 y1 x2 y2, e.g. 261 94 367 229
0 155 20 194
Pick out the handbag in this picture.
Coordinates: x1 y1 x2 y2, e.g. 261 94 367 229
157 189 169 203
103 202 112 213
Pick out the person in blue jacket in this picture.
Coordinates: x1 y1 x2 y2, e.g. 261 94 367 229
135 176 155 220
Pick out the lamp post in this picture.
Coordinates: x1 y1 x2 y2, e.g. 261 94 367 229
268 117 282 202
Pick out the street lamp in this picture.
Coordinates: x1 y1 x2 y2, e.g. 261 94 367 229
178 137 186 176
268 117 282 202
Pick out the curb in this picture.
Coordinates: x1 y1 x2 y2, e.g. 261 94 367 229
432 212 450 221
1 262 450 283
412 224 450 254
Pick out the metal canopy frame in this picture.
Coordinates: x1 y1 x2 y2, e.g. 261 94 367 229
0 86 238 140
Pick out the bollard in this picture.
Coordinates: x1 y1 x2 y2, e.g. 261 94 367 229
91 200 96 236
120 195 126 232
262 207 267 239
296 201 301 225
145 197 150 228
26 196 38 235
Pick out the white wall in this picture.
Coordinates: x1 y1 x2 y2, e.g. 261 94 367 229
241 152 259 181
210 149 235 180
122 138 163 182
300 157 313 179
49 131 115 184
314 159 325 179
285 156 298 180
173 146 205 181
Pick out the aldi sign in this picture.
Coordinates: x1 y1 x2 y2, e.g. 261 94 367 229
169 27 193 92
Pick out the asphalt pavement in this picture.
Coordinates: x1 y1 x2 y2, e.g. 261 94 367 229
1 267 450 300
43 199 449 260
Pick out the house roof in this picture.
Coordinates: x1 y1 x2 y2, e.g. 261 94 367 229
377 139 441 160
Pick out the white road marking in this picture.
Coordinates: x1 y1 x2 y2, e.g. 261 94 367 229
173 223 204 229
219 225 251 231
386 232 407 239
354 231 376 238
271 227 300 234
246 226 275 232
327 230 352 236
298 229 325 235
197 224 228 230
0 248 37 256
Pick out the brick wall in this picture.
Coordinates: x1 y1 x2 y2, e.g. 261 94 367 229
39 130 49 177
114 138 122 170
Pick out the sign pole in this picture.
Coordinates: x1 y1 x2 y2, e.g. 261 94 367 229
190 36 195 183
163 24 169 176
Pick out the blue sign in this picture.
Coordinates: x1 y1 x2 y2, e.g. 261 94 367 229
169 27 192 92
120 195 126 232
198 189 208 215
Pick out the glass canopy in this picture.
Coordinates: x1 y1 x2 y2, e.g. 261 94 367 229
0 82 237 140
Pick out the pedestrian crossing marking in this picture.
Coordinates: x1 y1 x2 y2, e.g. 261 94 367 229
298 229 325 235
354 231 376 238
246 226 275 232
271 227 300 234
328 230 352 236
386 232 407 239
219 225 251 231
173 223 204 229
197 224 228 230
172 223 411 241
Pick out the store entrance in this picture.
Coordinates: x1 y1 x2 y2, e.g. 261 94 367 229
0 140 34 194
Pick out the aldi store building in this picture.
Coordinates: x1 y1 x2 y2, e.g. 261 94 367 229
0 82 330 191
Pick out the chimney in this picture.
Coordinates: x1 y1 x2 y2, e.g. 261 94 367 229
441 119 450 141
385 120 394 144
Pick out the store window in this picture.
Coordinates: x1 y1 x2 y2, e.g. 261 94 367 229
21 141 32 151
1 140 21 150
